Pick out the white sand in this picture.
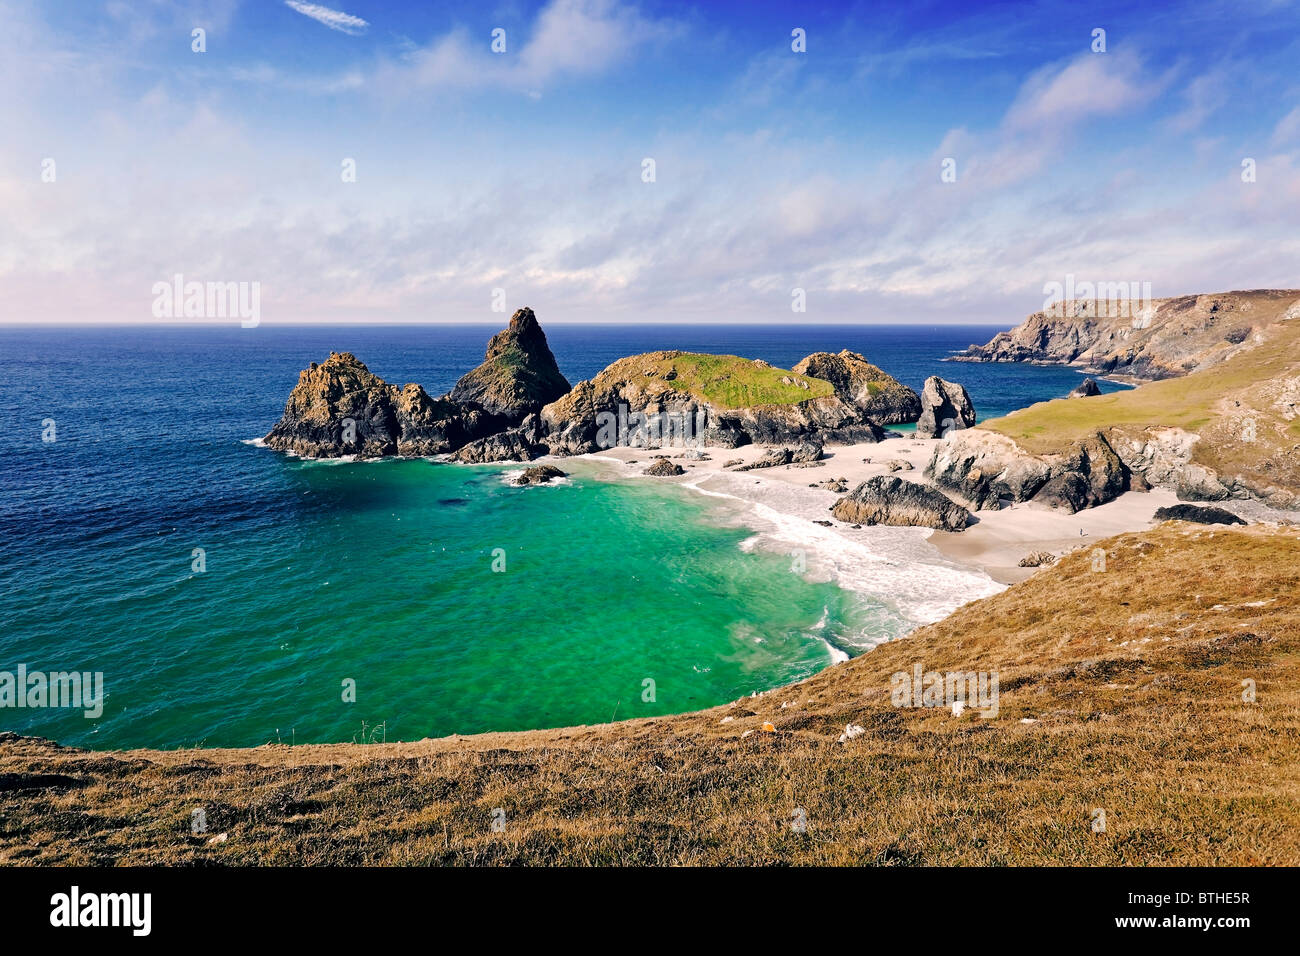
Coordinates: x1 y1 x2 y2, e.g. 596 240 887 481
572 433 1179 588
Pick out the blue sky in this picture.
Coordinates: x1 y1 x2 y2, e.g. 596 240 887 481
2 0 1298 323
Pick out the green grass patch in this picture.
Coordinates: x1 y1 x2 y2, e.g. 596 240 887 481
983 326 1300 454
631 353 835 408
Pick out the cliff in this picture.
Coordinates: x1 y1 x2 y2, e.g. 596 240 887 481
953 289 1300 381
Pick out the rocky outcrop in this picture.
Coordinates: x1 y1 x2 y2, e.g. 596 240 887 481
265 311 569 460
536 351 885 457
1153 504 1246 525
926 429 1131 514
264 352 483 458
952 290 1300 381
791 350 921 424
830 476 971 531
1104 427 1234 502
451 428 541 463
448 308 571 423
515 465 567 485
1068 378 1101 398
644 458 685 476
915 376 977 439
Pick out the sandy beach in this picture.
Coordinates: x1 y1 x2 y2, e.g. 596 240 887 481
574 431 1184 589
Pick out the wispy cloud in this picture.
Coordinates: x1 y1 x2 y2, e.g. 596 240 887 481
373 0 681 97
284 1 368 36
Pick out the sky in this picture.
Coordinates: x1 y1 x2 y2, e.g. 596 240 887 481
1 0 1298 325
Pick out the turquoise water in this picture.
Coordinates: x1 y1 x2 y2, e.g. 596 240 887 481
0 325 1118 749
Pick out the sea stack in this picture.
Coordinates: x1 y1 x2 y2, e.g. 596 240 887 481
915 376 977 438
448 307 572 423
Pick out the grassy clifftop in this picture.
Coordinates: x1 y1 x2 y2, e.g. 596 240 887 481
591 351 836 408
3 523 1297 865
981 322 1300 501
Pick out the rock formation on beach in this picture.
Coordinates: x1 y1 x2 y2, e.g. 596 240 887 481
926 429 1132 514
952 289 1300 381
831 475 971 531
1153 503 1246 525
644 458 685 476
1068 378 1101 398
915 376 977 439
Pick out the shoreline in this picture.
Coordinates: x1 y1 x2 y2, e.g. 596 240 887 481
563 433 1182 589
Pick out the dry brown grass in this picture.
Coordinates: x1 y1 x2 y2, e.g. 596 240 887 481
3 523 1298 866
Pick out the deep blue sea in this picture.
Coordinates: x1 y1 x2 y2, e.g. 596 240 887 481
0 324 1125 749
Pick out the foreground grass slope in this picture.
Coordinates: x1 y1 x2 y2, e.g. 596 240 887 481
2 524 1298 865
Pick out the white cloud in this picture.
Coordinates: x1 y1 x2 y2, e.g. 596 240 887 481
372 0 680 96
284 1 369 36
1004 50 1159 132
1272 105 1300 145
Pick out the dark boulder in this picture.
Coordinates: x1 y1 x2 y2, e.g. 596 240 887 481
831 476 971 531
1153 504 1246 525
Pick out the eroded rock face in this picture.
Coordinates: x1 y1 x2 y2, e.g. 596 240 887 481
1105 427 1233 502
831 476 971 531
926 430 1052 508
916 376 977 439
264 352 468 458
448 307 571 423
791 350 921 424
926 429 1130 514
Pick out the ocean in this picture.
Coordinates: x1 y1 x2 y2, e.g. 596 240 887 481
0 323 1126 749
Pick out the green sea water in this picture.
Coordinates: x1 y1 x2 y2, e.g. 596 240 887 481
6 455 879 749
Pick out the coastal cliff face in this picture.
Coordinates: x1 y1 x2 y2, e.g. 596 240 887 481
954 289 1300 381
936 289 1300 513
